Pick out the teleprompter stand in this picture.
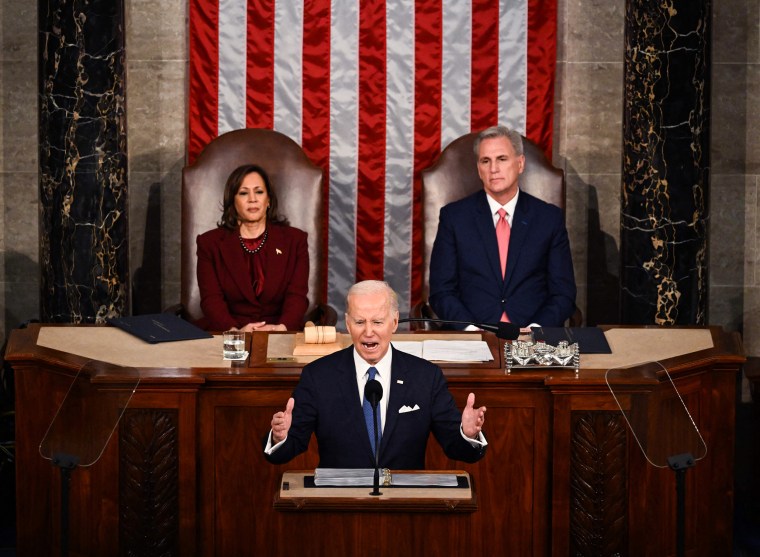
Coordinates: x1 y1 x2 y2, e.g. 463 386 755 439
39 360 139 557
606 361 706 557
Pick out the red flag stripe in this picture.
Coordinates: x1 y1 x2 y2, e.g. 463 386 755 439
188 0 219 163
470 0 500 130
246 0 275 128
412 1 443 302
526 0 557 156
355 0 387 282
301 0 332 299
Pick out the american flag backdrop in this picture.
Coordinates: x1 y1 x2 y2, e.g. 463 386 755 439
188 0 558 318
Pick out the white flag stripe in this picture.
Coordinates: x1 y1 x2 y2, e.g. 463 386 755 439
328 0 360 317
498 0 528 132
273 0 304 143
217 0 248 134
384 0 415 313
441 0 472 149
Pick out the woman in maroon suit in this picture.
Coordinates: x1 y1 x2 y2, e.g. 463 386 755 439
196 164 309 331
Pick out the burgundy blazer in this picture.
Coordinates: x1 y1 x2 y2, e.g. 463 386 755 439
195 224 309 331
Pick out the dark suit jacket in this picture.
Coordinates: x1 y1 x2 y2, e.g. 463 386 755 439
196 224 309 331
262 346 486 469
429 190 576 328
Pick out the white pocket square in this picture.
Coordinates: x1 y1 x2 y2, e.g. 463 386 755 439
399 404 420 413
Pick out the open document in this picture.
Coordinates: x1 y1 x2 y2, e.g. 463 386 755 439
391 339 493 362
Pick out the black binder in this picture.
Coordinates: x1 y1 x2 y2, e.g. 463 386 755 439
107 313 213 344
531 327 611 354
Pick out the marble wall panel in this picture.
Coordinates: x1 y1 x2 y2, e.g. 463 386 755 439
1 61 38 172
711 285 745 334
742 286 760 356
0 169 40 337
126 0 186 61
0 2 37 61
1 0 39 341
562 0 624 63
709 174 748 287
126 61 187 173
559 62 624 176
712 0 759 65
710 64 749 175
742 176 760 288
125 0 187 314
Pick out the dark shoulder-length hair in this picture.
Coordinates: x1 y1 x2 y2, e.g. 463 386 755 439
218 164 289 230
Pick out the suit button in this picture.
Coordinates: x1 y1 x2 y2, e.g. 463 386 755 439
501 299 505 303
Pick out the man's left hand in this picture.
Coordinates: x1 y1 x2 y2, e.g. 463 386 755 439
461 392 486 439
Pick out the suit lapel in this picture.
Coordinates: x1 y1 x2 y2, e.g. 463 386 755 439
504 192 532 289
472 192 504 286
338 348 377 456
378 346 408 453
218 228 258 304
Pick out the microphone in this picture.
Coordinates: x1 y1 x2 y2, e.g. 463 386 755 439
364 379 383 496
364 379 383 410
398 318 521 340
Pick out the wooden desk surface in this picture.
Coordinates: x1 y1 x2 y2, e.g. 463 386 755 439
11 323 744 384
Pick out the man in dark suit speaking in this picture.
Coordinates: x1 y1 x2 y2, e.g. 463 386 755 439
429 125 576 328
263 280 487 469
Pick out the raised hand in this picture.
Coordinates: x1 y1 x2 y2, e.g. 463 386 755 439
271 397 294 443
461 392 486 439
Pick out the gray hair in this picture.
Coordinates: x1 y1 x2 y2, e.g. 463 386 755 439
473 125 524 157
346 280 399 314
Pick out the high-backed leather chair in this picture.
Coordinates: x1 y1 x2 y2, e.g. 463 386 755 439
180 128 335 326
417 132 580 326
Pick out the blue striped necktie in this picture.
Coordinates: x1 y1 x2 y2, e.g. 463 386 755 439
363 366 381 455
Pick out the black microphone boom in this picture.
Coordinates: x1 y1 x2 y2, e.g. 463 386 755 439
364 379 383 496
399 317 520 340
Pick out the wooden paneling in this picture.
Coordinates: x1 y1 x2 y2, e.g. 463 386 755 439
6 325 743 556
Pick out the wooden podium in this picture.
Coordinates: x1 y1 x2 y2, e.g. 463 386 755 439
5 324 745 556
274 470 476 513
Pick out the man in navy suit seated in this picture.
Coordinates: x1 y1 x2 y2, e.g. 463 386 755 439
429 125 576 328
263 280 487 469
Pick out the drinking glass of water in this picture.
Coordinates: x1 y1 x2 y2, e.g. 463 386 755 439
223 330 246 360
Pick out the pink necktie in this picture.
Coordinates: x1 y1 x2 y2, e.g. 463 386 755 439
496 209 511 323
496 209 510 278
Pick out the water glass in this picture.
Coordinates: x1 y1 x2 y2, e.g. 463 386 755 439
223 330 245 360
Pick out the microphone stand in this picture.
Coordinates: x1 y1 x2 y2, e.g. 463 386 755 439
667 453 695 557
370 401 381 496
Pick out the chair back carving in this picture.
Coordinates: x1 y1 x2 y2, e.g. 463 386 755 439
420 132 565 301
181 128 324 323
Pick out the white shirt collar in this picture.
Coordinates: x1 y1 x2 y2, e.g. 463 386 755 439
486 189 519 226
353 347 392 430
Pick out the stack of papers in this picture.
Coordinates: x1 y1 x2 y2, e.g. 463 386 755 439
314 468 388 486
313 468 459 487
392 340 493 362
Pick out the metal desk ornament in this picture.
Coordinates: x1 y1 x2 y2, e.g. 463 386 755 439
504 330 580 374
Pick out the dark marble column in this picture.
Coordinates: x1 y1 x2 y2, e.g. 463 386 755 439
39 0 128 323
621 0 711 325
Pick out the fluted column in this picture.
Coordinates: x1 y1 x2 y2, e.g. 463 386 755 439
38 0 128 322
621 0 711 325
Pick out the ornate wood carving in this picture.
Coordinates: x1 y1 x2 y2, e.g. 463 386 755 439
570 411 628 557
119 409 179 557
